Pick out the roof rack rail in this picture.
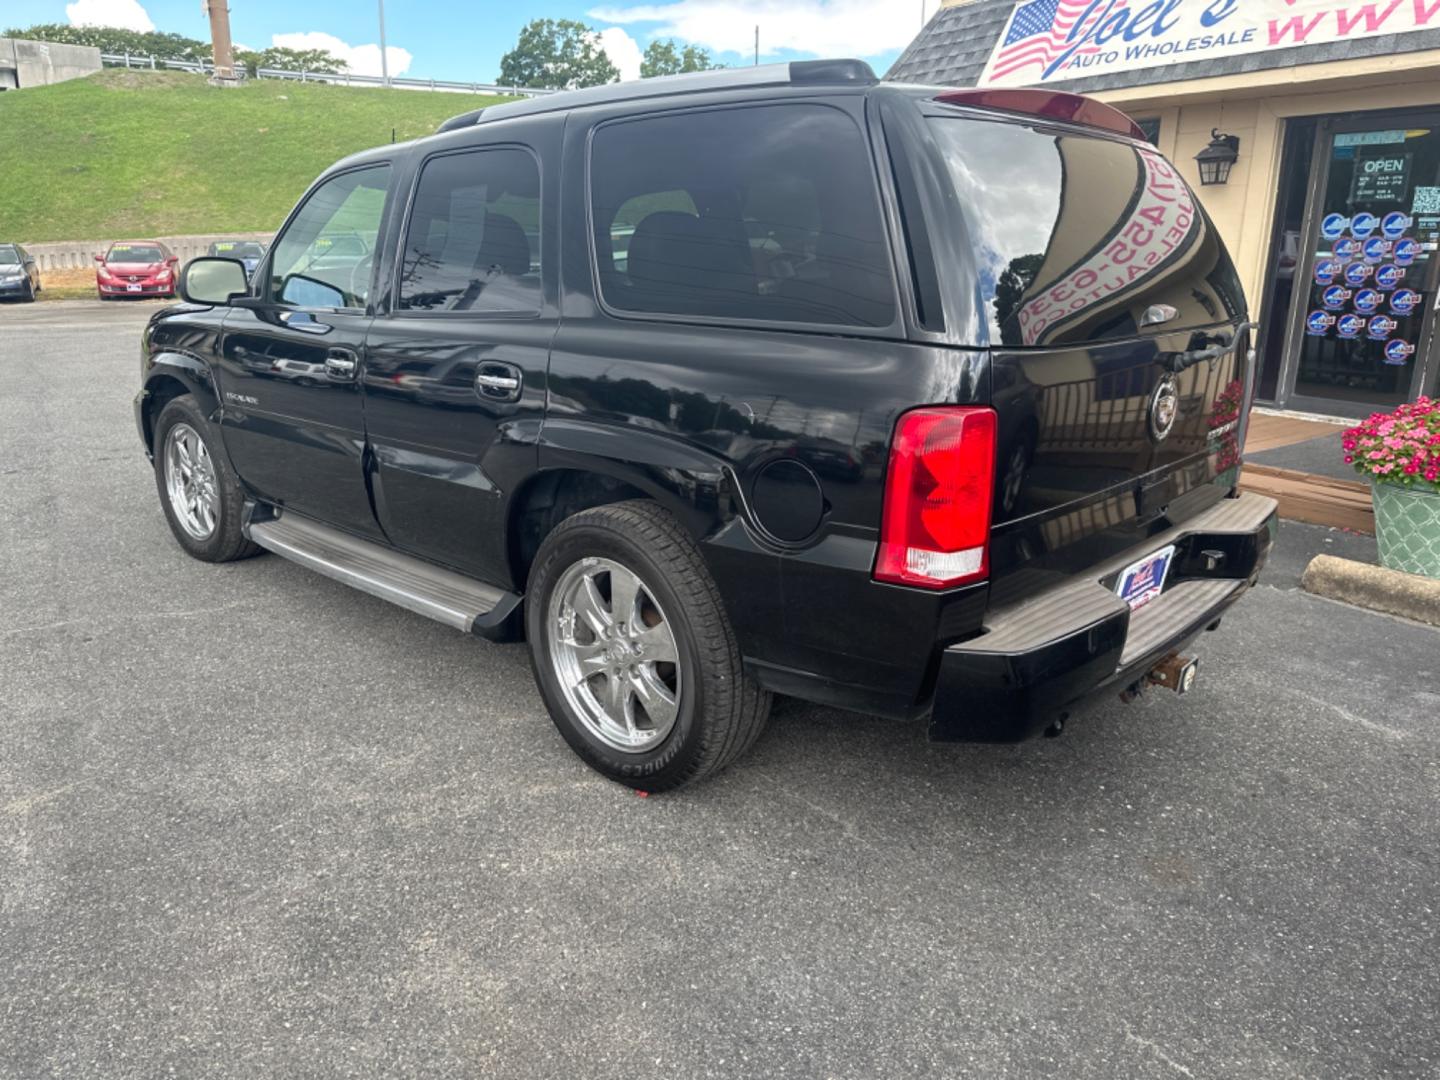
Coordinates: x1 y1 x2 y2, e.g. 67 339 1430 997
435 59 878 134
933 88 1146 141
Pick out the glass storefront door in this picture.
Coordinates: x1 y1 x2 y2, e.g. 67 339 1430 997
1279 112 1440 416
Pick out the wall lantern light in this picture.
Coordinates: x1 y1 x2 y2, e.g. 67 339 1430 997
1194 129 1241 186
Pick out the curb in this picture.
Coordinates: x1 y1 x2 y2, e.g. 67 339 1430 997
1301 554 1440 627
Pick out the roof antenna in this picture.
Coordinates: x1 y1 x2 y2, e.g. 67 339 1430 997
391 127 396 143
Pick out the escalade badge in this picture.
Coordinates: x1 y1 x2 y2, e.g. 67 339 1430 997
1148 375 1179 442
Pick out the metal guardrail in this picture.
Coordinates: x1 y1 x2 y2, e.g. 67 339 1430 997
99 52 553 97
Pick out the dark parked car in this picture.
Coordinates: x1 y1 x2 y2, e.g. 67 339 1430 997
0 243 40 301
96 240 178 299
135 63 1276 790
207 240 268 277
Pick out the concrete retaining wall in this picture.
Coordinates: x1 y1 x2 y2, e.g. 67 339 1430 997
23 232 275 273
0 38 102 90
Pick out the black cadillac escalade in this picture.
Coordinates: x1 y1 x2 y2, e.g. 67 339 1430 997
135 61 1277 790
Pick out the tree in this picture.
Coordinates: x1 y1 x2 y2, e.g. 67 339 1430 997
2 23 209 62
640 39 721 79
235 46 348 77
498 19 618 90
993 252 1046 346
2 22 346 76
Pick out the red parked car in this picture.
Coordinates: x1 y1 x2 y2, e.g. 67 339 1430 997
95 240 179 299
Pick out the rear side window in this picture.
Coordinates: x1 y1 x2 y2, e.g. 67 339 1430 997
929 117 1244 347
398 147 541 315
589 104 896 328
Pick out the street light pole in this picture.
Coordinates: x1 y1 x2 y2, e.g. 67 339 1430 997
377 0 389 87
203 0 237 83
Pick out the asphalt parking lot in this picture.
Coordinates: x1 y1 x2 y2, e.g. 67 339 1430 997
3 299 1438 1079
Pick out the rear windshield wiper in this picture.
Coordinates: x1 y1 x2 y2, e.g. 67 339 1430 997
1158 320 1256 373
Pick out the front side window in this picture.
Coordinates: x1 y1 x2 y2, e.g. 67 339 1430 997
268 164 391 309
589 104 896 328
398 147 541 314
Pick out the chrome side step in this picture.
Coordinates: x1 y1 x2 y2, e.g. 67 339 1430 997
246 512 515 635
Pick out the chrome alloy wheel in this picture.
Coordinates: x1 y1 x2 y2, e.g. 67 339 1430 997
164 422 219 540
547 557 681 753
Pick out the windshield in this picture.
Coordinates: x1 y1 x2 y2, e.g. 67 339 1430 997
108 243 164 263
211 241 266 259
0 247 19 265
929 117 1244 347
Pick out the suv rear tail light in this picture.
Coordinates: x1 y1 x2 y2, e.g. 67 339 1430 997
875 406 997 589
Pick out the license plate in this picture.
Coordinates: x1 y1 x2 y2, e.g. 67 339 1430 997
126 283 142 292
1115 544 1176 610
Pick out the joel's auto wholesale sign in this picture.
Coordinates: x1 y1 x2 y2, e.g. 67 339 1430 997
979 0 1440 87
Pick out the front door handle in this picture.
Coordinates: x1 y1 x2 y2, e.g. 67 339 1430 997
325 348 359 382
475 361 523 402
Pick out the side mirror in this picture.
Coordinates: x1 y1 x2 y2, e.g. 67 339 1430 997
179 256 249 305
93 253 103 263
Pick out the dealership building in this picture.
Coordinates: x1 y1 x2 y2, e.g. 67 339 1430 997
893 0 1440 418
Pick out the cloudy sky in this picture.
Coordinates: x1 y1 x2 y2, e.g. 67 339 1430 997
6 0 931 82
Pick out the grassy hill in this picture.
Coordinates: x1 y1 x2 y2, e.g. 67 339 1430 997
0 69 512 242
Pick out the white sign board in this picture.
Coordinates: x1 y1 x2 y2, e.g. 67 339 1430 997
978 0 1440 88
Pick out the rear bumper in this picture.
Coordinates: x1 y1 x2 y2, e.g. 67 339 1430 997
931 491 1278 741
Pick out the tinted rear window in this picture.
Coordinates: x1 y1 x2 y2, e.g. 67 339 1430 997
590 104 896 329
929 117 1244 347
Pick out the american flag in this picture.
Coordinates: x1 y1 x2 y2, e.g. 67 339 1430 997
989 0 1123 81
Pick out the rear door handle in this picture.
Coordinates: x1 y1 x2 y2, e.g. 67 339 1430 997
325 348 359 381
475 361 523 402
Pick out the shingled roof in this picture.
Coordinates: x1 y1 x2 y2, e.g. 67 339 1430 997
886 0 1440 93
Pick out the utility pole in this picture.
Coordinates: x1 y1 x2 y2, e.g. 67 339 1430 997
202 0 239 86
377 0 390 87
754 25 758 66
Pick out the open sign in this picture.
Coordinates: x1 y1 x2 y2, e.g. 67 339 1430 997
1351 153 1412 204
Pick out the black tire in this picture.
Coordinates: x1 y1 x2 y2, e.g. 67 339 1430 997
22 278 35 303
152 394 260 562
525 500 771 792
